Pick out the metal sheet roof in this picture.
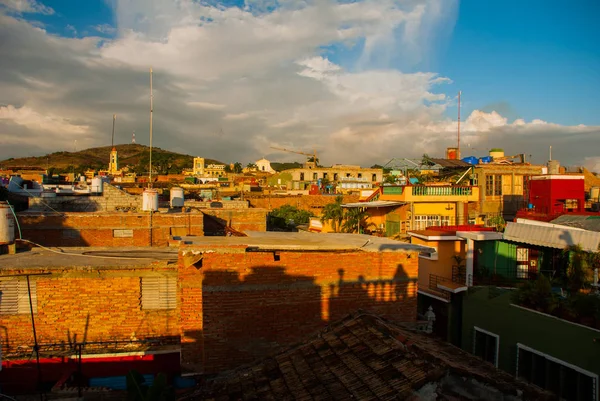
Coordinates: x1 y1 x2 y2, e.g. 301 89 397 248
428 158 472 168
550 215 600 232
341 201 406 208
503 222 600 252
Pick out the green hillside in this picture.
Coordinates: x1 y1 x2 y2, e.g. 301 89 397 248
0 144 223 175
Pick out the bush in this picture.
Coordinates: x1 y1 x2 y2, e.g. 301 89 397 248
512 274 558 313
267 205 313 231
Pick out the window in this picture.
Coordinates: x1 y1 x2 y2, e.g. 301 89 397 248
516 247 529 279
140 277 176 310
323 172 328 179
372 174 377 182
358 173 362 178
300 172 305 180
313 172 318 180
414 215 449 230
333 173 338 181
485 175 503 196
0 279 37 315
473 327 499 367
517 343 598 401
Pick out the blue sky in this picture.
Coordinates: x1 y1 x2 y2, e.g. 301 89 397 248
1 0 599 167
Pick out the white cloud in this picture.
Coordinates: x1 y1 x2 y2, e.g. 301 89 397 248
0 0 54 14
0 105 89 135
0 1 597 169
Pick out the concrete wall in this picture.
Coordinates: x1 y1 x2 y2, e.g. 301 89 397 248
462 286 600 378
29 184 142 212
178 247 419 374
246 194 359 216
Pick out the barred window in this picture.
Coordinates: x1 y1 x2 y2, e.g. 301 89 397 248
0 279 37 315
140 277 176 310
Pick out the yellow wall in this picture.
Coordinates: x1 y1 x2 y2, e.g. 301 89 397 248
410 237 466 291
413 202 456 217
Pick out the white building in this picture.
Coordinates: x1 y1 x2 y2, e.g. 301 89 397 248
255 158 275 173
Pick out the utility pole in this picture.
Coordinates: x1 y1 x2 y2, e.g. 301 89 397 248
149 68 153 188
457 91 461 159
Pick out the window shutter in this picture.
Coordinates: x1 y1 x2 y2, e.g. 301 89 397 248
0 279 37 315
141 277 176 310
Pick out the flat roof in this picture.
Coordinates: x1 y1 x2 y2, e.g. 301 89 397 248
0 247 178 269
177 231 433 253
530 175 584 180
341 201 406 208
408 230 461 241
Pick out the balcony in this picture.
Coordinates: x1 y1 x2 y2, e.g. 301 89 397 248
412 186 473 196
381 185 478 202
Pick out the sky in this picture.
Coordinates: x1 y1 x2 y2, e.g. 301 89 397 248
0 0 599 170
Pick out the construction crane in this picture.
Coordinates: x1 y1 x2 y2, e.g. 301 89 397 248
270 146 319 168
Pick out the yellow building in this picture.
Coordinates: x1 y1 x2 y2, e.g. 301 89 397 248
377 184 481 236
108 147 119 175
269 165 383 194
193 157 226 177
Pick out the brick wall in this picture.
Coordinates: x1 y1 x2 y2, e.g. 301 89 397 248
246 194 359 215
17 212 204 247
0 264 178 358
202 209 268 232
178 247 419 373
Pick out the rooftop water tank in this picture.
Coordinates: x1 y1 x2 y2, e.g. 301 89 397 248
0 202 16 245
170 187 184 208
461 156 479 165
489 148 505 160
142 189 159 212
91 177 103 193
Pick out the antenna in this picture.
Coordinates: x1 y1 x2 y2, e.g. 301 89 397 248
549 145 552 161
149 67 153 188
111 114 116 148
457 91 461 159
132 130 136 144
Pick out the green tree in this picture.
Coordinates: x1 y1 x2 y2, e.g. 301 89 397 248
564 245 593 294
341 207 373 234
268 205 313 230
233 162 243 174
321 195 344 233
246 163 257 170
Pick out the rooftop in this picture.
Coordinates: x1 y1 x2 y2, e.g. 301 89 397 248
0 246 178 269
177 231 431 253
187 312 553 400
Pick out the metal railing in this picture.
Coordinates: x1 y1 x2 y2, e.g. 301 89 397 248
412 186 473 196
428 274 453 301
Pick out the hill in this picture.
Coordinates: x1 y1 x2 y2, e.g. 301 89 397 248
0 144 223 175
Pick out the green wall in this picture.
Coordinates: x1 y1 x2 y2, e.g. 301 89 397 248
462 287 600 377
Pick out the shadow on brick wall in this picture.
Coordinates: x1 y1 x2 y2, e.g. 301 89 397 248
187 263 417 374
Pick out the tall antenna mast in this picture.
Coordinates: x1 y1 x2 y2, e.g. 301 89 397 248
549 145 552 161
149 68 153 188
457 91 461 159
111 114 116 148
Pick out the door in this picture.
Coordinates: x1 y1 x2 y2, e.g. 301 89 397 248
516 247 530 279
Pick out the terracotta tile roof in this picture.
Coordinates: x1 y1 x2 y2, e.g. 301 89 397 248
184 312 554 400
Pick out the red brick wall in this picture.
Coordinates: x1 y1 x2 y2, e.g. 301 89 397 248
178 247 418 373
0 265 178 357
17 212 204 247
203 209 267 232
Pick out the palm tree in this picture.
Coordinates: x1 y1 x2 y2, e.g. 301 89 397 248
564 245 593 294
341 207 373 234
321 195 344 232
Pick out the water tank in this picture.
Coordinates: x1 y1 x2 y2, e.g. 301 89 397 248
461 156 479 165
170 187 185 208
0 202 15 245
142 189 159 211
590 187 600 203
91 177 103 193
480 156 492 164
489 148 505 160
446 147 458 160
548 160 560 175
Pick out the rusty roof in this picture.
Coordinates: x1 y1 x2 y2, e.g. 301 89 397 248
186 312 553 400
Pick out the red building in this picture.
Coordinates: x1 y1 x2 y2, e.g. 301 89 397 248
528 175 585 215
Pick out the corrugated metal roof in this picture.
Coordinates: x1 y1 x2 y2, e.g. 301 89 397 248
341 201 406 208
503 222 600 252
550 215 600 232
